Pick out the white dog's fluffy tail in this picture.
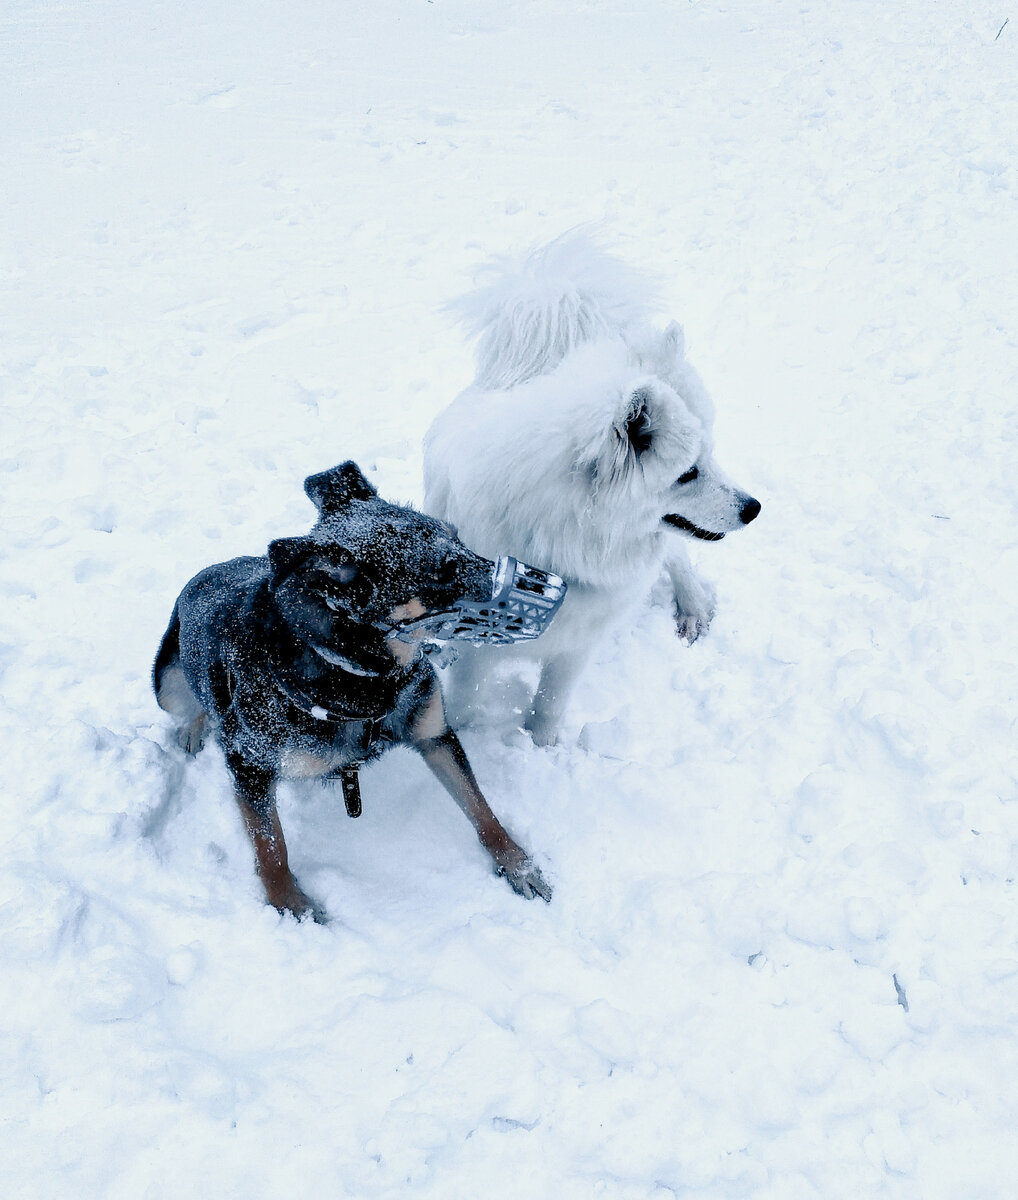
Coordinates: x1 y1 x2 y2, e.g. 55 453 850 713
448 232 658 390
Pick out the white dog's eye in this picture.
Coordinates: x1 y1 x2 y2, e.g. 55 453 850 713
678 466 699 484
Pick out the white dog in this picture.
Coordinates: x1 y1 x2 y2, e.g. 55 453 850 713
423 234 760 744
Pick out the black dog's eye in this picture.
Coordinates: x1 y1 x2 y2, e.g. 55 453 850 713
677 466 699 484
312 561 359 612
430 560 459 586
329 562 358 584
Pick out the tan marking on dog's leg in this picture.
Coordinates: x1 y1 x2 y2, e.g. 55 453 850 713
415 729 552 901
417 730 520 863
227 754 325 922
386 636 418 667
408 678 447 741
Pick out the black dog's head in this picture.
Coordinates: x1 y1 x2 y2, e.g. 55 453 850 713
267 463 494 662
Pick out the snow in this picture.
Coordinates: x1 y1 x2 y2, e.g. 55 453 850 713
3 1 1018 1196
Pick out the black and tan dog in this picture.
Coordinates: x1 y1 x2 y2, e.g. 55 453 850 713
153 461 552 920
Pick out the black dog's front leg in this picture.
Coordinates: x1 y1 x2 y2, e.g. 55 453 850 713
416 729 552 902
225 751 325 922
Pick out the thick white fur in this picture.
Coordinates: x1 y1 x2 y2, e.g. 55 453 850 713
424 234 758 744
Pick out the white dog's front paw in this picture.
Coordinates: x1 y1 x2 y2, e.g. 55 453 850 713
673 577 717 645
675 611 712 644
523 714 560 748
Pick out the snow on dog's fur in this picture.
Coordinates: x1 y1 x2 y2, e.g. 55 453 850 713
424 234 760 744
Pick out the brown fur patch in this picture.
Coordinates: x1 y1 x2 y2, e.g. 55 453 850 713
409 682 447 741
280 747 342 779
388 598 426 622
385 598 428 665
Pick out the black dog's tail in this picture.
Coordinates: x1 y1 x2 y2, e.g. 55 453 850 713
153 603 181 707
153 602 207 754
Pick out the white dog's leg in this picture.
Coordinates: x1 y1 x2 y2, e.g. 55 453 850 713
444 645 495 729
525 651 587 746
665 544 717 645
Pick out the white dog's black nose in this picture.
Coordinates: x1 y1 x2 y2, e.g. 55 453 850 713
740 498 761 524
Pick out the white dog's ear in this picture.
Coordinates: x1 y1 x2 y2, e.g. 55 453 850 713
662 320 685 360
624 389 654 455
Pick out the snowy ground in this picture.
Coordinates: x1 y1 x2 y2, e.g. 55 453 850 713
3 1 1018 1196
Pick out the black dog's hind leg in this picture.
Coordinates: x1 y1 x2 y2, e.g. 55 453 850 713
416 729 552 902
153 602 182 698
226 752 326 923
176 712 208 756
153 603 209 755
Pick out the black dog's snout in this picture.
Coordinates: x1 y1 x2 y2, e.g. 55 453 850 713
458 553 498 604
740 497 761 524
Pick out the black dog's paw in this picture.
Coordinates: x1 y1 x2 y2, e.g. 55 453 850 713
300 901 330 926
497 859 553 903
272 883 329 925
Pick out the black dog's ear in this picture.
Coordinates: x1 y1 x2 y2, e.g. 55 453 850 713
625 390 654 455
267 536 310 589
304 461 377 516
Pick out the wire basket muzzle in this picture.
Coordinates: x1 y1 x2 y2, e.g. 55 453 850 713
392 556 567 647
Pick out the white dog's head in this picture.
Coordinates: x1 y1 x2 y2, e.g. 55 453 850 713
427 234 760 589
558 326 760 546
